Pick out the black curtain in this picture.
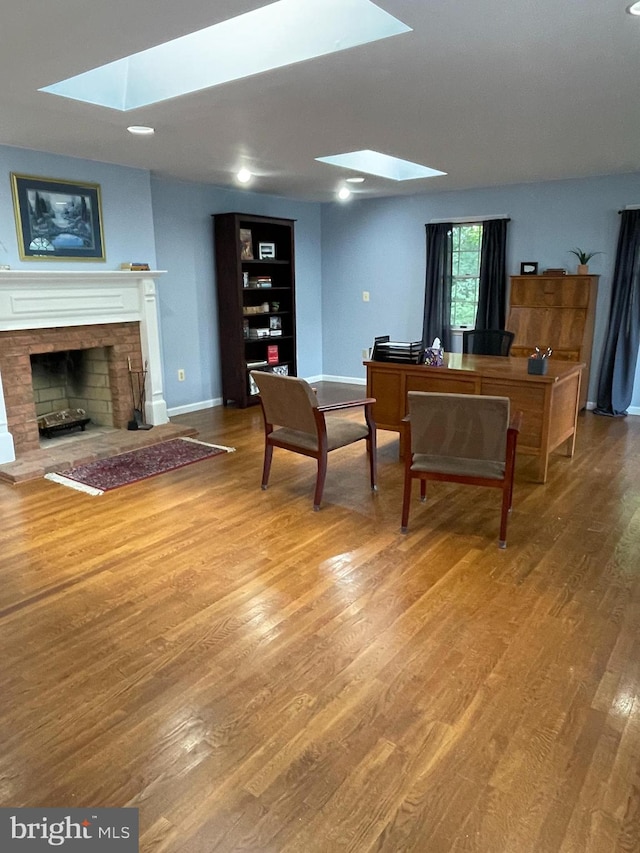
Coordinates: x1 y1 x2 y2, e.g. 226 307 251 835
476 218 509 330
422 223 453 352
595 209 640 417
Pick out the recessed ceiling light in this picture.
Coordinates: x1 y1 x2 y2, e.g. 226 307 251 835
127 125 154 135
237 169 252 183
346 177 365 183
317 150 446 181
40 0 411 111
628 2 640 14
337 187 352 201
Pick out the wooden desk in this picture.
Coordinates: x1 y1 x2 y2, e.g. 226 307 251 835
365 354 584 483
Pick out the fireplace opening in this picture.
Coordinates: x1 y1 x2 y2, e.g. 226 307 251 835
31 347 115 439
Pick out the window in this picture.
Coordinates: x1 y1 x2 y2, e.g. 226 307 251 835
450 223 482 327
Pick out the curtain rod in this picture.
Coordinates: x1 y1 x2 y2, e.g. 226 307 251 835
618 205 640 213
429 215 510 224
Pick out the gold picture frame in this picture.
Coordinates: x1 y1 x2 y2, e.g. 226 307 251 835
11 173 106 261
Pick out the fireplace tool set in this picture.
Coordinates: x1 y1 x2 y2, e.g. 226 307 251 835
127 358 153 430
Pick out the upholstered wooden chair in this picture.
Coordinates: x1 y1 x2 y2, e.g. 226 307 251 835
462 329 515 357
250 371 377 510
401 392 521 547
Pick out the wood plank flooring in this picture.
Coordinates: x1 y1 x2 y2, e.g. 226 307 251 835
0 384 639 852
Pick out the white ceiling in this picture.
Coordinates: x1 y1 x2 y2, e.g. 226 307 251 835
1 0 638 203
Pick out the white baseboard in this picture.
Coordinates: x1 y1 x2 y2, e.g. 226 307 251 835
167 398 222 417
318 374 366 385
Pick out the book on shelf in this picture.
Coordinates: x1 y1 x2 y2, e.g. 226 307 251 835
269 329 283 336
120 262 150 271
248 276 272 288
246 360 268 368
267 344 279 364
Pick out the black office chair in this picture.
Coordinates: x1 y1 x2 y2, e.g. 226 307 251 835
462 329 515 357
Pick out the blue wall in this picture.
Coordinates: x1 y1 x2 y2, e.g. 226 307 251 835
149 178 323 411
0 144 322 414
0 144 157 269
320 173 640 407
2 140 639 411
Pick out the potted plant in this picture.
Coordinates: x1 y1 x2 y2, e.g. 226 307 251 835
569 247 602 275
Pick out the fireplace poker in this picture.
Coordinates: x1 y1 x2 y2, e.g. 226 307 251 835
127 359 153 430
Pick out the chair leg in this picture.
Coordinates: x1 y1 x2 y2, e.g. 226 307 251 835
499 484 510 549
313 453 328 511
508 468 516 512
261 443 273 490
368 431 377 491
420 479 427 502
401 471 413 533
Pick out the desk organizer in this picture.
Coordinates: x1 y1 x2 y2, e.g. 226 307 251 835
527 357 549 375
372 341 423 364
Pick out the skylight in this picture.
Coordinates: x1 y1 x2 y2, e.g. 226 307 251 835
316 150 447 181
39 0 411 111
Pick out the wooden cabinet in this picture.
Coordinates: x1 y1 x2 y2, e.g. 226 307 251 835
507 274 598 409
213 213 297 407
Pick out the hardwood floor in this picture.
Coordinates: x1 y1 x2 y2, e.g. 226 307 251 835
1 385 639 852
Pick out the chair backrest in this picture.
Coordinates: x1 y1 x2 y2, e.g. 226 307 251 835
408 392 510 463
250 371 319 434
462 329 515 357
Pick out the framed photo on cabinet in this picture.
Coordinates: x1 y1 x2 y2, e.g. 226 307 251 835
240 228 253 259
258 242 276 259
520 262 538 275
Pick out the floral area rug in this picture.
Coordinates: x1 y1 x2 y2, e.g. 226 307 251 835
44 437 235 495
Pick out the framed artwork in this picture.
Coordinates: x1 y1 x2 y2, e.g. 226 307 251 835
239 228 253 259
520 261 538 275
258 242 276 259
11 173 105 261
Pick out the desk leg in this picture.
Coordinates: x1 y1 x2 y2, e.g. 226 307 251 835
535 452 550 484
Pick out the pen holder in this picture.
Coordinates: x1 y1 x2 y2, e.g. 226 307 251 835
424 347 444 367
527 357 548 375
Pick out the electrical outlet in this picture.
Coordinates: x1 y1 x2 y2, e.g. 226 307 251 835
177 369 185 381
362 290 370 302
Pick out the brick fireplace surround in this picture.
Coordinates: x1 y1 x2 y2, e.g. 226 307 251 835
0 270 168 466
1 321 144 455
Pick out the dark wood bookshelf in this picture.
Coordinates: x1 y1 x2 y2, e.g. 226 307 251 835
213 213 297 407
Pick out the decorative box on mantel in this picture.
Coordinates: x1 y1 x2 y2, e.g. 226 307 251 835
0 270 169 465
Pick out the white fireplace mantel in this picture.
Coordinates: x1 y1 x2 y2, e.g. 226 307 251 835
0 269 169 465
